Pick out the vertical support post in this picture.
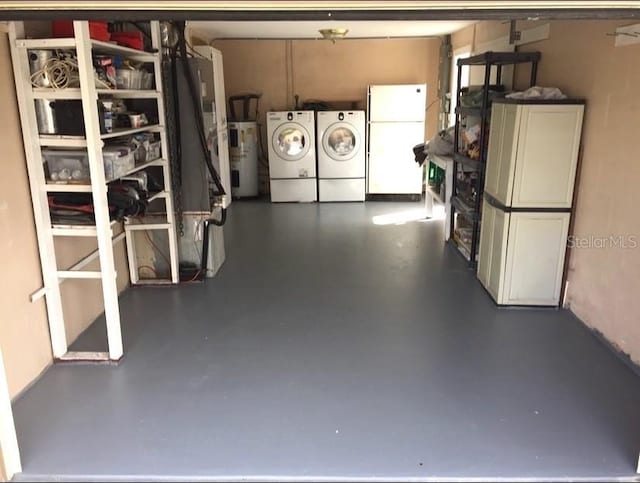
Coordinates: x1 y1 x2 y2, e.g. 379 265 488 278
74 21 123 360
151 21 179 284
444 158 454 241
124 229 139 285
530 60 539 87
450 58 464 242
0 348 20 480
470 62 493 269
8 21 68 357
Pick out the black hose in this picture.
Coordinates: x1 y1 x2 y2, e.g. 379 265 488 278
169 46 182 187
199 208 226 279
209 207 227 227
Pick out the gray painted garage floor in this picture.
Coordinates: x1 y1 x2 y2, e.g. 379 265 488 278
12 201 640 482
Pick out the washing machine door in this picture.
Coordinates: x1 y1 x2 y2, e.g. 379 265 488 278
322 122 360 162
272 122 311 162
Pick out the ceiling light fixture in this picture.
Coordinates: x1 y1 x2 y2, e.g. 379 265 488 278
318 28 349 43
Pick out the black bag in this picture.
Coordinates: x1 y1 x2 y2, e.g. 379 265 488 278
49 184 147 224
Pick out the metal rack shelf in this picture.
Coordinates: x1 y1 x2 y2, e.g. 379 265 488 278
452 233 472 261
451 195 478 220
10 21 178 364
453 153 482 170
450 50 541 269
455 106 486 116
459 51 541 66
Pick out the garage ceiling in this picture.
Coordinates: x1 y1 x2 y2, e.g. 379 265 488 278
188 20 475 39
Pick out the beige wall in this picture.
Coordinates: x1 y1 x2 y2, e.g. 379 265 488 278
517 20 640 364
452 21 511 51
208 37 441 191
0 32 129 399
0 32 53 400
212 37 440 134
452 20 640 364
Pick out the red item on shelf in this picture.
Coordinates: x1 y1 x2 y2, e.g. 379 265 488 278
111 31 144 51
52 21 111 42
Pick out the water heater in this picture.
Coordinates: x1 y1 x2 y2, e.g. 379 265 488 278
228 121 259 198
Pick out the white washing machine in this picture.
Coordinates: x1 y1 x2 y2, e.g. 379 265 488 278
317 110 366 202
267 111 317 202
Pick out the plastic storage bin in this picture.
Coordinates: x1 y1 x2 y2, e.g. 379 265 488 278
52 21 110 42
116 70 153 90
103 147 135 181
43 149 90 181
147 141 161 160
110 31 144 50
116 69 142 89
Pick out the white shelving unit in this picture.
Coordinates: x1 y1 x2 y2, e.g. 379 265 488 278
424 153 454 241
9 20 179 363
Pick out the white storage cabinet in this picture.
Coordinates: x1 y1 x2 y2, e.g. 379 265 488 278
477 100 584 306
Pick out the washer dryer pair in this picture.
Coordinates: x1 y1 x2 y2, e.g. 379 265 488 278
267 110 366 202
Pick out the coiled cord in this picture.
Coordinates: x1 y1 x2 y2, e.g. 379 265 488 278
30 54 113 90
30 56 80 89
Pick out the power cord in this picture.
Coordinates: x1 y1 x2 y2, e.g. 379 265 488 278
30 55 80 89
31 53 114 90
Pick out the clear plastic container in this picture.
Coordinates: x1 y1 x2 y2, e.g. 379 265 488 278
116 69 143 89
43 149 90 181
103 146 135 180
141 71 154 90
147 141 161 160
116 69 154 90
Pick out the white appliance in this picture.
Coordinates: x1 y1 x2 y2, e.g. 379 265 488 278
229 121 259 198
179 211 226 278
477 100 585 306
267 111 317 202
317 110 366 202
367 84 426 194
193 45 232 209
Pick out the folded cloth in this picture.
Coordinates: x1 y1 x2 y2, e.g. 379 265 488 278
506 86 567 100
413 143 428 166
425 126 455 157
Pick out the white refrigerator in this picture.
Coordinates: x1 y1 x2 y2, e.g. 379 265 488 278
477 100 585 306
367 84 426 194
